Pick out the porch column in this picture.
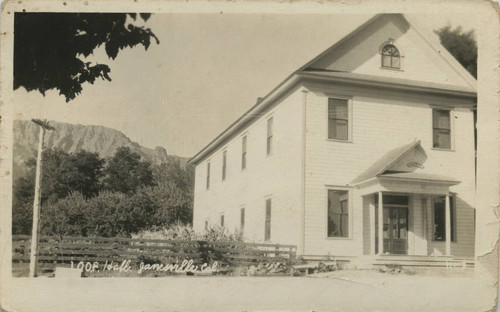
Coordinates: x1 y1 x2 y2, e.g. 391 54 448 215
445 195 451 256
369 199 375 255
424 198 431 241
378 192 384 255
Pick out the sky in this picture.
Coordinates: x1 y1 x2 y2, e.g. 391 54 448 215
13 12 480 158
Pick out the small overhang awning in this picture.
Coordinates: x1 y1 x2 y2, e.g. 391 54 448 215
351 140 460 196
378 172 460 185
354 172 460 196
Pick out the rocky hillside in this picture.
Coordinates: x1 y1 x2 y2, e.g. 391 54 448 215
13 120 187 177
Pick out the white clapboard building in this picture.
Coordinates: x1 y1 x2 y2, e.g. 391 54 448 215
188 14 476 261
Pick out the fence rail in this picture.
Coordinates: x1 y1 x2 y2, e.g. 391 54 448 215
12 235 297 275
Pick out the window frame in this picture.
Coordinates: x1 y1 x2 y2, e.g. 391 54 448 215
326 96 353 142
325 186 352 239
381 44 401 69
378 41 404 71
241 135 247 170
431 107 454 150
432 195 457 243
222 150 227 181
206 161 211 190
266 116 274 156
240 207 245 234
265 198 272 241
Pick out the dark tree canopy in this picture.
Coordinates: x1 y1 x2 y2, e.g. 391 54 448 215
12 148 105 235
103 146 154 194
435 25 477 78
14 13 159 102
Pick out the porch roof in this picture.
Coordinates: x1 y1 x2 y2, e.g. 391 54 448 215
352 140 460 195
354 171 460 196
378 172 460 185
351 139 423 184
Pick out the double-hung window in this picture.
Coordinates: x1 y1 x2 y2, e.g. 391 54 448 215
433 109 452 149
206 162 210 190
327 190 349 238
267 117 273 155
433 196 456 242
242 135 247 169
328 98 350 140
222 150 227 181
265 199 272 241
240 208 245 234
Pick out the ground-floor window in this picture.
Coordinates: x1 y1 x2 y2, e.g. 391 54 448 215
433 196 456 242
265 199 272 241
204 220 208 230
220 214 225 227
327 189 349 237
240 208 245 234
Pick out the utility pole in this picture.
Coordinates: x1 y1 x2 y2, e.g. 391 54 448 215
29 119 55 278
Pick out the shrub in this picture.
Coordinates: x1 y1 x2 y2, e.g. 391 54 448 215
132 223 244 242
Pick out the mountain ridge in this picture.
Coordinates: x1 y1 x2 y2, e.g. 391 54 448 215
13 120 188 178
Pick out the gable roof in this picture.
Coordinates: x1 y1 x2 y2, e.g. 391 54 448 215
351 139 424 184
188 14 477 165
298 14 476 89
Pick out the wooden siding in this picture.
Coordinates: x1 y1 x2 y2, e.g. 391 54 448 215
308 14 472 89
193 87 304 246
303 81 475 257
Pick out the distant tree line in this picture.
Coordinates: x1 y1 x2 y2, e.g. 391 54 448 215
12 147 194 237
435 25 477 78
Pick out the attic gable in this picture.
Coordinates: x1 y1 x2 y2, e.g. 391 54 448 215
304 14 475 90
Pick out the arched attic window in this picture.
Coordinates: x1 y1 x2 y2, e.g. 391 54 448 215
381 44 401 69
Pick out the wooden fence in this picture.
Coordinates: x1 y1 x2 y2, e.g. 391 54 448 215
12 235 297 276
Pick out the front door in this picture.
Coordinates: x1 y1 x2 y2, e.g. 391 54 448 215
383 207 408 254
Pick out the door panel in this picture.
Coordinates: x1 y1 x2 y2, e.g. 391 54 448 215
383 207 408 254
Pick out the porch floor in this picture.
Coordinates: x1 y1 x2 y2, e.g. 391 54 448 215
299 254 475 269
362 254 475 268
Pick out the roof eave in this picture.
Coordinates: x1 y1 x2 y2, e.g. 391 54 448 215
187 74 302 165
298 72 477 99
378 175 461 186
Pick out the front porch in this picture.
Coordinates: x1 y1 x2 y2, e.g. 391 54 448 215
359 177 459 257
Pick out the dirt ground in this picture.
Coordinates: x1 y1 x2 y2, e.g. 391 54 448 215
2 269 496 312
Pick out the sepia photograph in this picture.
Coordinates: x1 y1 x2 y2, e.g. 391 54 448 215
0 0 499 311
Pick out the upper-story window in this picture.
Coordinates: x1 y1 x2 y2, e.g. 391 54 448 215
381 44 401 69
267 117 273 156
206 161 210 189
222 150 227 181
328 98 349 140
241 135 247 169
432 109 452 149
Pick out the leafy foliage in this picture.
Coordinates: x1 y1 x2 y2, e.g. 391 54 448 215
14 13 159 101
12 148 105 234
435 25 477 78
133 224 244 242
12 147 195 237
103 146 155 194
40 190 161 237
151 160 194 225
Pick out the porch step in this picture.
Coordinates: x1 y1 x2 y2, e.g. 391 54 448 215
374 256 474 268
